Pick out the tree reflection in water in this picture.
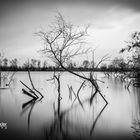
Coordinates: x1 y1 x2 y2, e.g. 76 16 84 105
44 73 108 140
44 95 107 140
20 74 108 140
21 98 43 130
131 85 140 140
131 119 140 140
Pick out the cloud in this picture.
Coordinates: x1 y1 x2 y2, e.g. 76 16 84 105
0 0 140 61
1 0 140 22
1 0 140 11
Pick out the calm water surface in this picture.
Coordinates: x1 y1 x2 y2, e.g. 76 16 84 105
0 72 139 140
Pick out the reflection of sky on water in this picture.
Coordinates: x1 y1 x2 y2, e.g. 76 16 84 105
97 77 133 139
0 72 139 140
131 87 140 120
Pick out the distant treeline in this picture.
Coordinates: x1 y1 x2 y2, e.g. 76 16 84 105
0 65 138 72
0 56 140 72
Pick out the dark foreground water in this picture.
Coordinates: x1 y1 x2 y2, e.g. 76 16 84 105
0 72 139 140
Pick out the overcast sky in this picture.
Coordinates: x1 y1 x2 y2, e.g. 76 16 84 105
0 0 140 63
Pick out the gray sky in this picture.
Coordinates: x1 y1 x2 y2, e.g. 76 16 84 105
0 0 140 64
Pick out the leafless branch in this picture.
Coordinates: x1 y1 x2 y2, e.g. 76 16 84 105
28 70 44 98
71 80 86 110
95 54 110 68
36 12 108 109
20 80 38 98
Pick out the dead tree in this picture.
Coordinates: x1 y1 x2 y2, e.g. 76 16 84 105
0 53 16 88
36 12 108 105
68 80 86 110
20 59 43 99
48 72 62 116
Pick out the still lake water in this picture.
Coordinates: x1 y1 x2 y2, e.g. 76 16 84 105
0 72 139 140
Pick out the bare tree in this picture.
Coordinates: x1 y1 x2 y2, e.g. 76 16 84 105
22 60 29 69
95 54 110 69
43 60 48 68
0 54 16 88
37 60 41 69
36 13 108 105
10 58 18 69
3 58 8 67
82 60 90 68
20 59 44 99
36 13 89 67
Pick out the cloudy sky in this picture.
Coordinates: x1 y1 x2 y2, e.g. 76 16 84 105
0 0 140 63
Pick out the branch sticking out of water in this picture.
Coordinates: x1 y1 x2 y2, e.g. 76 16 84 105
6 72 16 86
27 70 44 98
67 85 76 101
70 80 86 110
20 80 38 99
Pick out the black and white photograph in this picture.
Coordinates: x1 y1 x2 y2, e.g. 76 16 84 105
0 0 140 140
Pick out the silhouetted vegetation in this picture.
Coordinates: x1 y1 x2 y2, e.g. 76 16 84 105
0 56 137 72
